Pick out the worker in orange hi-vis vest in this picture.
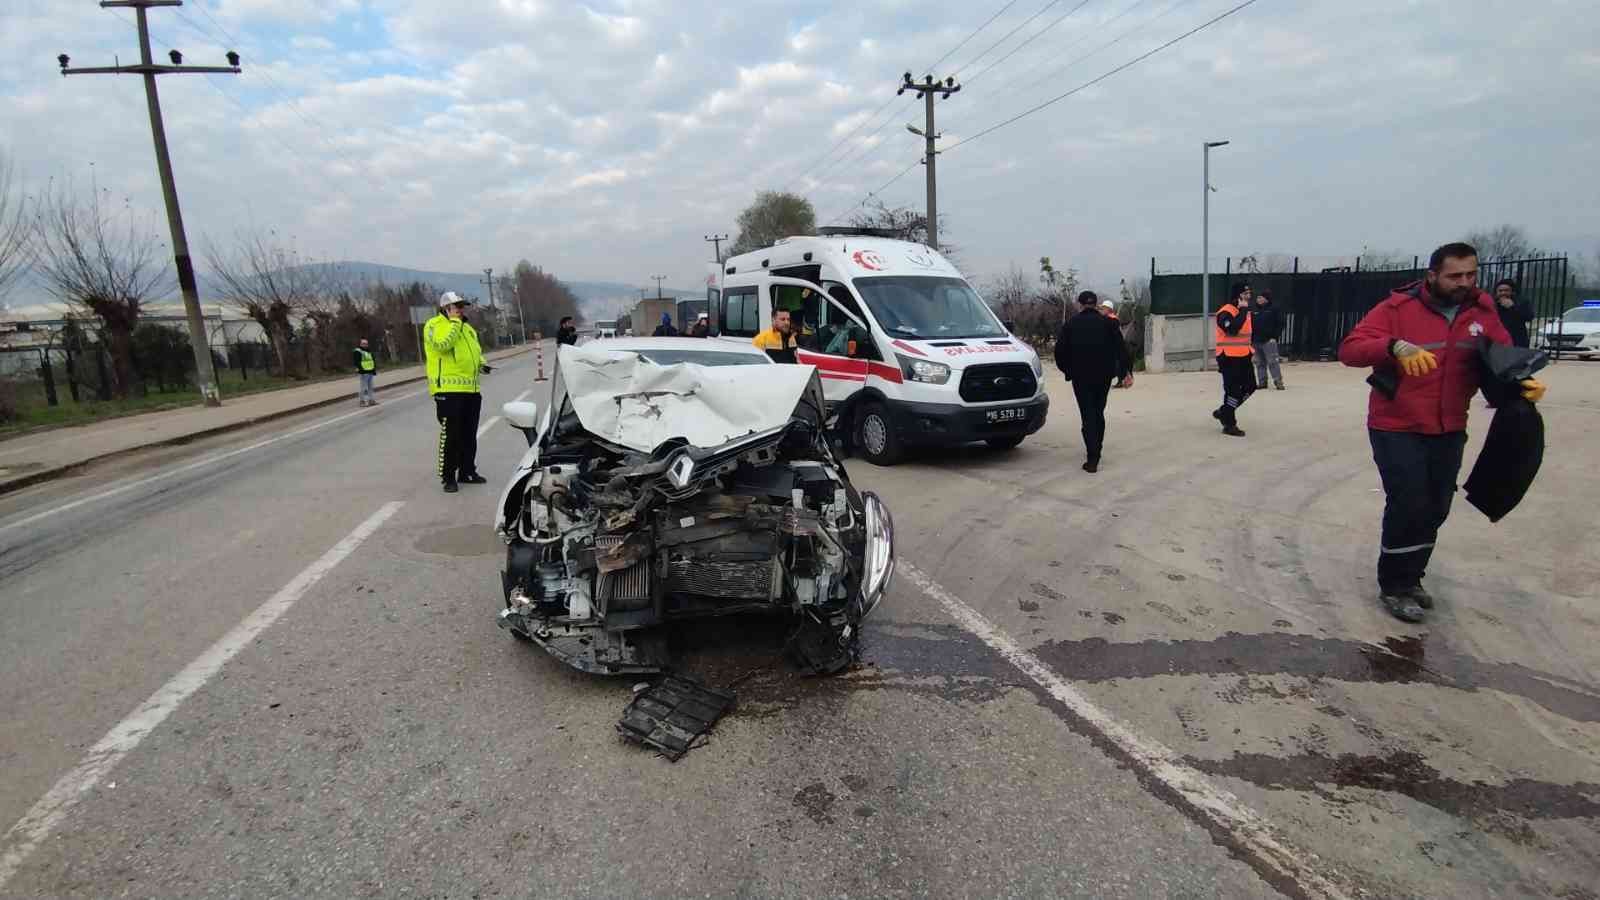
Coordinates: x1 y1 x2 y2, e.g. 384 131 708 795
1211 282 1255 437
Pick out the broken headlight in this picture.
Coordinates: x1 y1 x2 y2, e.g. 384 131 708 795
858 492 894 618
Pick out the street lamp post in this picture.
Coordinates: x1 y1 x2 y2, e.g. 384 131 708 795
1202 140 1229 367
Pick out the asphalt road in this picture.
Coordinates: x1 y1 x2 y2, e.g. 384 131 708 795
1 350 1596 898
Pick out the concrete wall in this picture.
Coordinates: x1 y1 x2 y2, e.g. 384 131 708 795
1144 314 1209 372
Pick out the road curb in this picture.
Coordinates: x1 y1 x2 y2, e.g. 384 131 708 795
0 345 534 499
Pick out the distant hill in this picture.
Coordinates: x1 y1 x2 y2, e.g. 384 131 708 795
321 261 697 321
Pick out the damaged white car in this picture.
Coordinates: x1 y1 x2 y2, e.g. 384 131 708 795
493 339 895 676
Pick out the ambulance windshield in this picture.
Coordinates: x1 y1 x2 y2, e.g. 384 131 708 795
854 276 1005 340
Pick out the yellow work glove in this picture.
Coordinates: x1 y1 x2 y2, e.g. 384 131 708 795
1520 378 1546 403
1391 339 1438 377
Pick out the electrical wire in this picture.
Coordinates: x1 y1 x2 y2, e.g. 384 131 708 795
962 0 1096 87
1007 0 1196 99
823 0 1263 223
173 1 382 190
951 0 1064 78
972 0 1159 101
943 0 1260 155
784 0 1026 191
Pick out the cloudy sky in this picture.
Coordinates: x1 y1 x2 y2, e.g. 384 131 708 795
2 0 1597 295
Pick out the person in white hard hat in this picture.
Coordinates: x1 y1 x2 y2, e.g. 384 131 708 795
424 291 493 492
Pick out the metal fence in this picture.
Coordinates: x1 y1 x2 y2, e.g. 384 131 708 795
0 338 276 410
1150 255 1572 360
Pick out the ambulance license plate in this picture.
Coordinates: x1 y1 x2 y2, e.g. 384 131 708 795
985 407 1026 424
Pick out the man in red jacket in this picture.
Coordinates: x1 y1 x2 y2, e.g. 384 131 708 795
1339 242 1547 623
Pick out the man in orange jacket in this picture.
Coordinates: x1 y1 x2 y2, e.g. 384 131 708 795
1211 283 1255 436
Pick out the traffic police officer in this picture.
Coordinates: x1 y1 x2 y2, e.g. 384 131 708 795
425 292 493 493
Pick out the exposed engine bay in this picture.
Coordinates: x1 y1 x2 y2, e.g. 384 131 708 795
495 345 894 676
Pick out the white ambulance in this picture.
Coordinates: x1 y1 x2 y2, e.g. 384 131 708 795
712 229 1048 465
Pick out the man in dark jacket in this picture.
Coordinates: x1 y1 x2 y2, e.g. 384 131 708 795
1493 278 1535 348
1250 288 1286 390
556 316 579 346
1338 242 1546 623
1055 290 1133 473
652 312 678 337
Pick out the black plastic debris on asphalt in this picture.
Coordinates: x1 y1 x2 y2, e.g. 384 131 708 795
617 675 737 761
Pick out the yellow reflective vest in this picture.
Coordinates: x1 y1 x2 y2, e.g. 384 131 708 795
423 313 483 395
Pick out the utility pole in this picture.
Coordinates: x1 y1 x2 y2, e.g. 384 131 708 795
60 1 241 407
651 275 666 301
1201 140 1229 367
703 234 728 262
482 267 509 345
899 72 960 252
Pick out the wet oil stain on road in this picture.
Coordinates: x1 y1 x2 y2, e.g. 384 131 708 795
1184 748 1600 834
1030 631 1600 723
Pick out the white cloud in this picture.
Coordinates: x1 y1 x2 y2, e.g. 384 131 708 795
0 0 1595 294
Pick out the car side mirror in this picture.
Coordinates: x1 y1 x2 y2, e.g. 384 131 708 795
502 400 540 447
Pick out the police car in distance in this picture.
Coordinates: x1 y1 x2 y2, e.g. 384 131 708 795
1538 301 1600 359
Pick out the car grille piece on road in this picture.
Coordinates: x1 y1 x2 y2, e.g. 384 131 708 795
617 674 737 761
959 363 1037 403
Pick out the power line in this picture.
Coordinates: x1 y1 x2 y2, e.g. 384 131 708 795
169 1 382 190
952 0 1064 77
1007 0 1196 98
823 0 1263 223
823 158 924 226
112 9 389 235
944 0 1264 154
925 0 1024 73
971 0 1160 102
784 0 1025 191
963 0 1096 87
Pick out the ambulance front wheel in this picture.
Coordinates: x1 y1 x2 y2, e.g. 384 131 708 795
856 402 903 466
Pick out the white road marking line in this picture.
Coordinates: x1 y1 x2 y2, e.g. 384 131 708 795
0 392 423 538
898 561 1350 900
0 501 404 890
472 388 534 440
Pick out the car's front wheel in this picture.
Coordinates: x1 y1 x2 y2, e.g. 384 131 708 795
856 402 902 466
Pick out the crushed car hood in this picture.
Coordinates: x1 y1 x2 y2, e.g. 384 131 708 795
558 345 820 453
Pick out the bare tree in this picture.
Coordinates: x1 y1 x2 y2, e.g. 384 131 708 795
1464 224 1541 262
1354 246 1413 271
31 180 171 398
206 230 326 376
1238 253 1296 274
0 152 33 305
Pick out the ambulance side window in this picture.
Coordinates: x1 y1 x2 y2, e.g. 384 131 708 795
720 286 758 338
